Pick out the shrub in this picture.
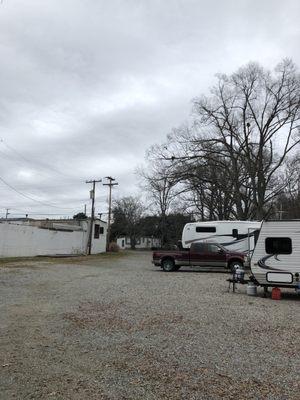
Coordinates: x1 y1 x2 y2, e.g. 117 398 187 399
109 242 120 252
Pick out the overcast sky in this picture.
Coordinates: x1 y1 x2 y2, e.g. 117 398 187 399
0 0 299 219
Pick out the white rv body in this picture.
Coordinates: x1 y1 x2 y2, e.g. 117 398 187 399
182 220 261 253
251 220 300 288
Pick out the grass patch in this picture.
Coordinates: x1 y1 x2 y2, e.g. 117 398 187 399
59 251 129 265
0 251 129 268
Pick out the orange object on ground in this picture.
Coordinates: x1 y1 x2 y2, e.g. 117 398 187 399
271 287 281 300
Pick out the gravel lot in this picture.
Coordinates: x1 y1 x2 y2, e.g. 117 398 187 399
1 251 299 400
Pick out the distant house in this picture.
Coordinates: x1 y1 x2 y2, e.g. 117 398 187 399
117 236 161 250
0 217 107 257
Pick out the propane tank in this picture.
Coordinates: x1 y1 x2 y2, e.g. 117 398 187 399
235 267 245 282
247 282 257 296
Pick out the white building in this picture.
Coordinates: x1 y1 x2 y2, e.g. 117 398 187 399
117 236 161 250
0 218 107 257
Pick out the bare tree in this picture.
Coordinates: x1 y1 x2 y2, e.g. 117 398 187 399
112 196 144 249
160 60 300 220
160 126 249 220
138 145 182 246
193 59 300 219
272 153 300 219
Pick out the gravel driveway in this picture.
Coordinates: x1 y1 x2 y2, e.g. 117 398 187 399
1 251 299 399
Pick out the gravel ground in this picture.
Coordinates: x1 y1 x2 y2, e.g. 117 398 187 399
1 251 299 400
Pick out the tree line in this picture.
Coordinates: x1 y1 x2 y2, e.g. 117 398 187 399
110 196 192 249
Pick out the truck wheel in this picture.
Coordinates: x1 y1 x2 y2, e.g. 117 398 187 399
229 261 243 273
162 258 176 272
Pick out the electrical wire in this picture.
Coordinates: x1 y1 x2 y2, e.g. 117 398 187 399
0 138 76 179
0 139 108 211
4 213 77 216
0 183 80 190
0 175 77 210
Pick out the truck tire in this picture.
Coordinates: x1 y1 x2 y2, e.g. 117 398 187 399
162 258 176 272
229 260 243 273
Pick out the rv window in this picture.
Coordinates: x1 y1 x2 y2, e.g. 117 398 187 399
265 237 292 254
196 227 216 233
232 229 238 238
254 229 260 245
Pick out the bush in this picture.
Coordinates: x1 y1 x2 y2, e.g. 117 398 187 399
109 242 120 252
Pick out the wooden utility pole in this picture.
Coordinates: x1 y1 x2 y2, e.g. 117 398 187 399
103 176 118 251
86 179 102 255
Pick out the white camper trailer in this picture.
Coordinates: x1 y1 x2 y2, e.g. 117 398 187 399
251 220 300 288
182 221 261 253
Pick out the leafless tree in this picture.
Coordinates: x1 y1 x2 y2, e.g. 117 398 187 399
159 60 300 220
112 196 144 249
137 145 182 245
272 153 300 219
161 126 250 219
192 59 300 219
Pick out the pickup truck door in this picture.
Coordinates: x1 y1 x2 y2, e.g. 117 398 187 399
189 243 207 266
189 243 227 267
204 244 227 267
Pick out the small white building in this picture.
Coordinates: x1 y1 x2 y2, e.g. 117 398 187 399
0 218 107 257
117 236 161 250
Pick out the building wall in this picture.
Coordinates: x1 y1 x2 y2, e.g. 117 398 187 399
0 219 107 257
90 220 107 254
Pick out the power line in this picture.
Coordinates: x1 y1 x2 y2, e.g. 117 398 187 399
0 138 73 179
2 213 76 216
0 175 76 210
0 182 81 189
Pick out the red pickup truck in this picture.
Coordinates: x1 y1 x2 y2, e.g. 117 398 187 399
152 242 246 272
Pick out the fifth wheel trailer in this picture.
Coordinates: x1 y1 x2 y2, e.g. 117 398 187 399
182 220 261 253
251 220 300 288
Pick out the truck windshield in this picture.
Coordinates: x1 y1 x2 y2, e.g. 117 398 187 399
217 244 227 252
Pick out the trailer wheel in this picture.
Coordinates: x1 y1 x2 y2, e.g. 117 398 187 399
162 258 176 272
229 260 243 273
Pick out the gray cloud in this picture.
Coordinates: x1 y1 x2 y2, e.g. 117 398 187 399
0 0 299 218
